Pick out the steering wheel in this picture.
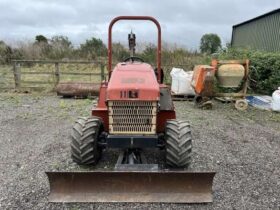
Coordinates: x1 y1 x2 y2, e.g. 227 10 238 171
123 56 144 63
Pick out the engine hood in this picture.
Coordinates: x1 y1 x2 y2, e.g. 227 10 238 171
107 62 160 101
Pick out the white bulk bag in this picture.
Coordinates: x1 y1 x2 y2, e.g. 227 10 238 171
271 87 280 112
170 68 195 95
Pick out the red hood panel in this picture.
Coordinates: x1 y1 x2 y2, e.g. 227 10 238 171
107 62 160 101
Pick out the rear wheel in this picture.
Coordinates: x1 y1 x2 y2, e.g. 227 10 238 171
71 117 103 165
165 120 192 168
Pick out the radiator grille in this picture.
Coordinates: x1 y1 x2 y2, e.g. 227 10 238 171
108 101 157 134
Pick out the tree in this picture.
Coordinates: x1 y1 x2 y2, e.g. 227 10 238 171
112 42 129 61
141 44 157 64
200 33 221 54
35 35 48 43
50 35 72 49
80 37 107 60
48 35 73 59
0 41 13 64
34 35 50 58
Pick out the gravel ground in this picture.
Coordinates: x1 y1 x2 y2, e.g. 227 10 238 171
0 93 279 210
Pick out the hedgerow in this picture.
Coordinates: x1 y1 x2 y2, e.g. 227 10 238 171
218 48 280 94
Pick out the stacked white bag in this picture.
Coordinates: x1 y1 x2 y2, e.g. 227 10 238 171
271 87 280 112
170 67 195 95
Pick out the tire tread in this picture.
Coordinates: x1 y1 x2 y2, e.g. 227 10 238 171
70 116 102 165
165 119 192 168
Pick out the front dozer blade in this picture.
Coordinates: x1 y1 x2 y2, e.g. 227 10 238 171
46 171 215 203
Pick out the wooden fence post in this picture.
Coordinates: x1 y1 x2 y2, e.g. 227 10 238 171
13 61 21 90
100 63 105 81
54 62 60 86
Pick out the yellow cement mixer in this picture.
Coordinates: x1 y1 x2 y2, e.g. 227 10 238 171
192 59 250 110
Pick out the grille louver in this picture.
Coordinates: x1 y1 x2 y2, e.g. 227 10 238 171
108 101 157 134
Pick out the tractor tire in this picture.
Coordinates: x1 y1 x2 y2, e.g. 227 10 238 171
165 120 192 168
71 116 103 165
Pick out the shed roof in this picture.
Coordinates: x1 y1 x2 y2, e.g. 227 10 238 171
233 8 280 28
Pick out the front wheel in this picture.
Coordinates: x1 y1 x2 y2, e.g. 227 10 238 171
70 116 103 165
165 120 192 168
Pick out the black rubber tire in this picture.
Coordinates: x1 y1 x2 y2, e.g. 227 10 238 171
71 117 103 165
165 120 192 168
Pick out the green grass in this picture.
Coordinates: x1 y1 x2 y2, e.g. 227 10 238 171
0 65 14 89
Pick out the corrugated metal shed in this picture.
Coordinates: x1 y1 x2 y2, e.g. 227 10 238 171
231 9 280 52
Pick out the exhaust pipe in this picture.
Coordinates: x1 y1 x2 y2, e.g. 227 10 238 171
46 171 215 203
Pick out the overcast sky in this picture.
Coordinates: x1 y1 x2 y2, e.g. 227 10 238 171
0 0 279 49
